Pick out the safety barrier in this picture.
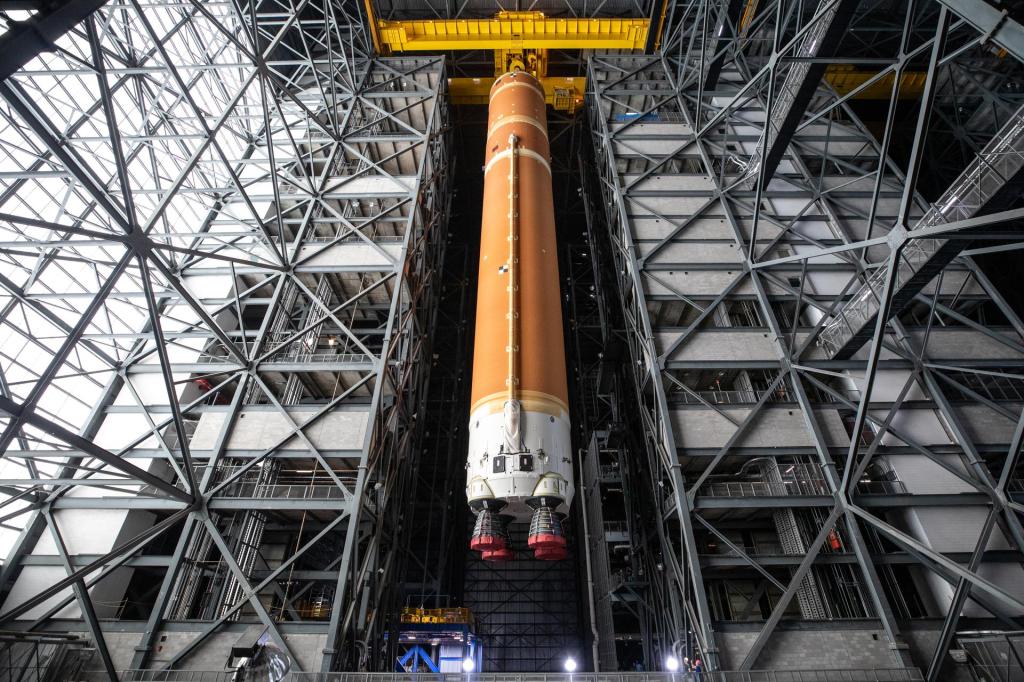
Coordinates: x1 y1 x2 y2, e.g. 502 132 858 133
119 669 924 681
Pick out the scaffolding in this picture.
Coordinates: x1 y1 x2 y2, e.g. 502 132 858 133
588 0 1024 676
2 1 1024 680
0 0 451 676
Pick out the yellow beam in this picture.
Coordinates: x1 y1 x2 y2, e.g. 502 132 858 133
652 0 670 51
450 76 585 113
739 0 760 37
377 16 650 54
824 66 927 99
363 0 381 55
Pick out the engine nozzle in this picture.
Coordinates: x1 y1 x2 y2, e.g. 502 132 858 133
470 509 506 552
481 547 515 562
527 506 567 561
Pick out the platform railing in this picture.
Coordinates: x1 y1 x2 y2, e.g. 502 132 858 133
118 670 925 682
819 102 1024 358
700 479 830 498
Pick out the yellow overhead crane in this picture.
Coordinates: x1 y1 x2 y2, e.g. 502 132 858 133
375 13 650 53
365 4 922 113
369 10 649 113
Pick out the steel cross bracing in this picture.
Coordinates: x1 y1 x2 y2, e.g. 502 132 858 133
564 128 622 673
0 0 452 677
588 2 1024 677
385 141 472 651
461 531 583 672
571 128 691 672
659 1 1024 241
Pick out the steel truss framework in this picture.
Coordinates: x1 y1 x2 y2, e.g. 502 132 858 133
390 227 471 619
589 2 1024 679
571 131 687 671
0 0 451 677
385 111 473 664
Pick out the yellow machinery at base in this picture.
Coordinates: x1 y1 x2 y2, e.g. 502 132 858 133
447 75 586 113
400 607 475 625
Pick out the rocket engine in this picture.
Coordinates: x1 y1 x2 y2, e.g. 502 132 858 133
466 71 573 562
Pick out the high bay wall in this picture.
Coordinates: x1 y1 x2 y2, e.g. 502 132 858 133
0 0 451 676
2 0 1024 680
586 5 1024 679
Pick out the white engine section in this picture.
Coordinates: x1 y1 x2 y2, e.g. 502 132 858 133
465 399 574 519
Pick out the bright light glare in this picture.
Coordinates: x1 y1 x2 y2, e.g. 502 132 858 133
563 657 578 673
665 656 680 672
461 658 475 673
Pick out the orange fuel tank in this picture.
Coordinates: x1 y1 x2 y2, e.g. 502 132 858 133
465 72 573 561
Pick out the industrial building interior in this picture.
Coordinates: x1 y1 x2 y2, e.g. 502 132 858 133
1 0 1024 680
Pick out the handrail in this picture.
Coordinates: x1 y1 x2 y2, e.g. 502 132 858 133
117 669 925 682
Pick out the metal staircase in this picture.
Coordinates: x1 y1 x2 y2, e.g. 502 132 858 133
766 461 829 620
742 0 859 188
581 432 620 671
820 103 1024 359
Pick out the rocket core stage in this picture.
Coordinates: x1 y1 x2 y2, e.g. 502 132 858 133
465 71 574 562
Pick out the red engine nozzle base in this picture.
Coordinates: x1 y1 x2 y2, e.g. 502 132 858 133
534 545 568 561
470 535 505 552
527 506 567 560
482 547 515 561
470 509 508 553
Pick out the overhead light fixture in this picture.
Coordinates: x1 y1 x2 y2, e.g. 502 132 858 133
665 656 680 672
461 658 475 673
563 657 577 673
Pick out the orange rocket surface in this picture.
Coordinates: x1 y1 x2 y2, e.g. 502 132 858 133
465 72 574 561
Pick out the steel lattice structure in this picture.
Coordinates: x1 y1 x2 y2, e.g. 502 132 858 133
2 0 1024 679
0 0 451 676
588 1 1024 680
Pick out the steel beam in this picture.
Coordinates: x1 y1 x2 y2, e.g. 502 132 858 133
0 0 444 674
744 0 860 192
937 0 1024 63
0 0 108 83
